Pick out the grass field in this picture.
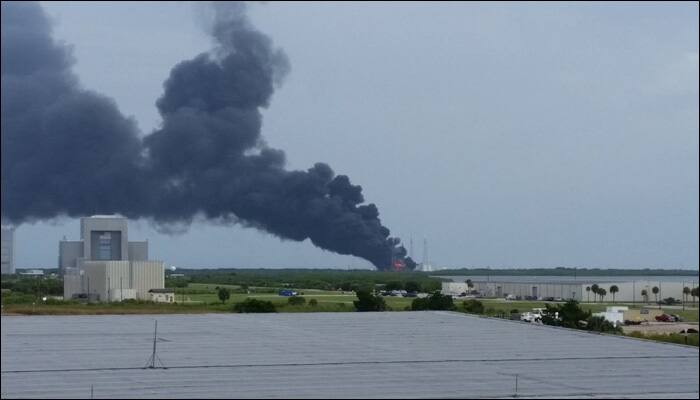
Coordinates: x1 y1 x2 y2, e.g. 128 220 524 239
3 285 698 322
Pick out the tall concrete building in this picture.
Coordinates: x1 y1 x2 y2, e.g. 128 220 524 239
59 216 148 275
62 215 164 301
1 225 15 275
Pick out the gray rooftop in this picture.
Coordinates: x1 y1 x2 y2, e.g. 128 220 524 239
1 312 698 399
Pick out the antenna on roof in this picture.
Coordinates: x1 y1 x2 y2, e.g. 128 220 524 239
143 320 167 369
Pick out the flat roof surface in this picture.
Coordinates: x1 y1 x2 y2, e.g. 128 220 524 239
2 312 698 399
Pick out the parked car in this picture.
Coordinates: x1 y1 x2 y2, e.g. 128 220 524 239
520 309 544 323
655 314 676 322
505 294 517 301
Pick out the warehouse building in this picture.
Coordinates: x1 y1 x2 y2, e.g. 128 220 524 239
1 312 698 398
1 225 15 275
62 215 165 302
442 278 699 303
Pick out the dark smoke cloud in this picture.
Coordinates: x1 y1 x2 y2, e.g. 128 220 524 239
1 1 415 270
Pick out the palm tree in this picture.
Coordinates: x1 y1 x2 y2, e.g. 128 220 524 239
652 286 659 303
683 287 690 304
585 286 591 302
691 288 698 307
641 289 648 304
465 279 474 294
591 284 599 303
609 285 619 303
598 288 607 302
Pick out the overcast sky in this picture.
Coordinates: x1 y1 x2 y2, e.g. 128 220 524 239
10 1 699 269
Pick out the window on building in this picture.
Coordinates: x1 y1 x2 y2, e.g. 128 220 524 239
98 232 112 260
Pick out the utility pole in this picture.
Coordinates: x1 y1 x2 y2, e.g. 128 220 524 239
144 320 167 369
422 238 428 266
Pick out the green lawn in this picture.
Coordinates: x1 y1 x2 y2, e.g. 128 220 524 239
3 285 698 320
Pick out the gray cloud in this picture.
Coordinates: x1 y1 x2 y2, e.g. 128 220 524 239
1 1 413 270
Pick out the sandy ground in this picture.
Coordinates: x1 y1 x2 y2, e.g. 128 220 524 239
622 321 699 334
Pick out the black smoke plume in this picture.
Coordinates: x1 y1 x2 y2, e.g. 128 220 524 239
1 2 415 271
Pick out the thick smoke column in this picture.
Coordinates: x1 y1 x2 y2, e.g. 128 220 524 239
1 2 415 270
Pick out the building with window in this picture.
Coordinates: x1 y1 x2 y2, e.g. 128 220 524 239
1 225 15 275
441 278 699 303
62 215 164 301
148 288 175 303
59 215 148 275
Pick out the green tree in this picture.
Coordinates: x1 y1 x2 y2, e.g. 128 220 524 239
641 289 648 303
541 300 591 329
598 288 607 302
384 281 404 291
591 284 600 302
353 290 386 312
217 287 231 304
682 287 690 304
585 315 622 334
462 299 484 314
287 296 306 306
691 287 698 307
465 279 474 293
585 286 591 302
609 285 619 303
233 298 276 313
309 299 318 307
411 292 455 311
652 286 659 303
404 281 421 293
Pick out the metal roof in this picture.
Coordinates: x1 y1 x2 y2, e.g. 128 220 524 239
2 312 698 398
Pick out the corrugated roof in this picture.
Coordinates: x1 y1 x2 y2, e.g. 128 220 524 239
2 312 698 398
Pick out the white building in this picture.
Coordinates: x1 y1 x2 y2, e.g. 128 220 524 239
62 215 165 302
148 288 175 303
1 225 15 275
442 278 699 303
592 306 629 327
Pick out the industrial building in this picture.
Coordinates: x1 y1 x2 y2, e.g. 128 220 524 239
1 312 698 398
61 215 165 302
592 306 664 327
442 278 699 303
148 288 176 303
1 225 15 275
